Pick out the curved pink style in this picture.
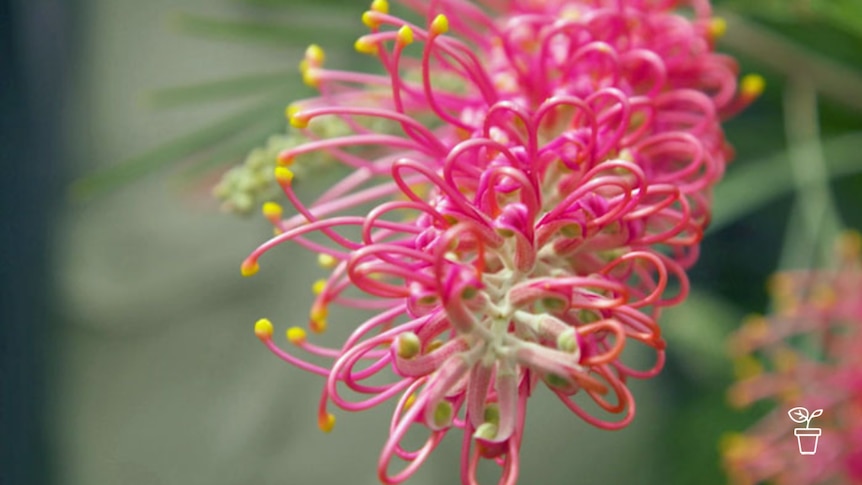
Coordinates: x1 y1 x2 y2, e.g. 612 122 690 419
246 1 758 483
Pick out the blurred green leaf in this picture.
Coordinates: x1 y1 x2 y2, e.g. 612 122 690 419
175 117 285 183
709 131 862 234
662 291 743 381
721 0 862 39
170 12 357 45
70 95 285 200
146 72 291 109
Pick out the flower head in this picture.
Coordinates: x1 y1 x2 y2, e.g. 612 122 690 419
242 1 757 483
725 232 862 485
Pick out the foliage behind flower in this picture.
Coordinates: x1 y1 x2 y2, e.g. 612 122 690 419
242 0 759 483
724 232 862 485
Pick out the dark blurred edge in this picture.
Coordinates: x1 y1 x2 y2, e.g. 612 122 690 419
1 0 72 484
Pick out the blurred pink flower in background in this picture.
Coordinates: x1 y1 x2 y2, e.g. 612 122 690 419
243 0 760 483
725 232 862 485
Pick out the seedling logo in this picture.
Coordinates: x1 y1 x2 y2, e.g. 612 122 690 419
788 407 823 455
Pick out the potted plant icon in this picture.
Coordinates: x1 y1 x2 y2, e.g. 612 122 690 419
788 407 823 455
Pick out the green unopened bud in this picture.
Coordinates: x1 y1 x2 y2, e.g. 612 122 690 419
557 328 579 354
560 223 581 238
483 403 500 426
474 422 498 440
544 373 569 388
433 401 454 428
395 332 421 359
578 309 600 324
461 285 478 300
541 297 567 312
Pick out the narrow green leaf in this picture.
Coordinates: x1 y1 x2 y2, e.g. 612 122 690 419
709 131 862 234
146 72 292 109
70 95 286 200
170 12 357 45
174 117 286 183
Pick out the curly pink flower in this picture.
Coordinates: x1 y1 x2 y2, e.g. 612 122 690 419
244 1 759 483
725 232 862 485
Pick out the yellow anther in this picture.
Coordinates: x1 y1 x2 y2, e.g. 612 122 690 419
402 393 417 411
298 58 309 74
262 201 283 220
370 0 388 13
278 152 294 166
310 318 327 334
241 259 260 277
274 166 295 185
286 326 307 345
362 11 380 29
273 227 283 237
285 103 300 121
312 279 327 295
397 25 414 45
302 68 320 88
317 253 337 269
354 37 379 55
254 318 274 340
310 304 328 324
741 74 765 98
289 111 309 129
318 412 336 433
305 44 325 65
430 14 449 35
709 17 727 39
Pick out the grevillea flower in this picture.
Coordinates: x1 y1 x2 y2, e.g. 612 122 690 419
243 1 760 483
724 232 862 485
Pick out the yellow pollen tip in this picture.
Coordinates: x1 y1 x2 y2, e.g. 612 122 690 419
741 74 765 98
278 152 294 166
310 318 327 334
397 25 414 45
286 326 307 345
305 44 325 64
709 17 727 39
309 303 328 333
254 318 274 340
273 227 283 236
262 201 283 219
370 0 388 13
274 166 295 185
318 412 336 433
402 393 417 411
302 68 320 88
362 11 380 29
354 37 378 55
317 253 337 269
285 104 300 120
289 112 309 129
241 259 260 277
312 279 327 295
430 14 449 35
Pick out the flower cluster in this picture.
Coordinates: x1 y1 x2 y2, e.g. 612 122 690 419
724 232 862 485
243 1 759 483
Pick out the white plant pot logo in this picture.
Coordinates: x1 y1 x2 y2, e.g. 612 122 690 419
788 407 823 455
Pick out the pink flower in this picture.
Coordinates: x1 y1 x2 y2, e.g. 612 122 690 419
242 1 758 483
725 232 862 485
